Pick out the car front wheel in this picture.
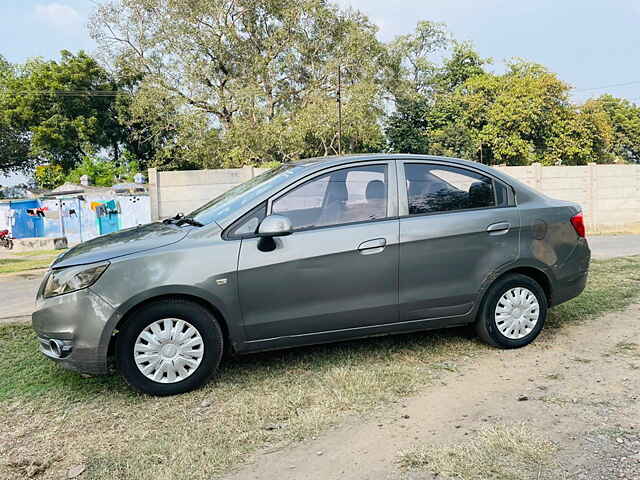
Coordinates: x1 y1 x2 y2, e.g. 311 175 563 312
475 273 548 349
116 299 223 396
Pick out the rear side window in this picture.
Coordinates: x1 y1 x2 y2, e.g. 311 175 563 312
404 164 497 215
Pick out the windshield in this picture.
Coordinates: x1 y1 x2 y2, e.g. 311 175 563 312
186 164 306 226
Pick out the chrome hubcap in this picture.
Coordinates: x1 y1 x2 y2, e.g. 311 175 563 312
495 287 540 340
134 318 204 384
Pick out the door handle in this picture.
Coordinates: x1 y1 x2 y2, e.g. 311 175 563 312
357 238 386 255
487 222 511 235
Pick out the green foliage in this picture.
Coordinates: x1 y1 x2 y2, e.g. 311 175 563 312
91 0 389 168
592 95 640 163
0 57 37 174
34 164 65 189
1 51 119 170
2 9 639 173
385 97 432 155
385 21 450 100
433 41 490 92
0 51 157 175
258 160 283 170
387 53 621 166
65 157 140 187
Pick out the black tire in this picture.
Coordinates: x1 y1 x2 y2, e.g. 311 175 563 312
475 273 548 349
116 299 224 396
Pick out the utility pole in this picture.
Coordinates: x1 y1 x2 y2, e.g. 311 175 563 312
337 65 342 156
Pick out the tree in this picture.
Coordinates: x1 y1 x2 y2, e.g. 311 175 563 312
1 51 125 170
386 40 488 156
385 96 431 154
591 95 640 163
90 0 388 168
34 164 65 189
433 41 489 92
387 55 615 166
0 56 37 174
384 21 449 101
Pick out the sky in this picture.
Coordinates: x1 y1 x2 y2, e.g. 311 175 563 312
2 0 640 184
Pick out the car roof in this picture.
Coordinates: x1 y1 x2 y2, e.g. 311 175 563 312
295 153 491 170
295 153 500 178
293 153 542 203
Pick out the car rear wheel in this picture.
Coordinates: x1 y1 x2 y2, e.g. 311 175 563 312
475 273 548 348
116 299 223 396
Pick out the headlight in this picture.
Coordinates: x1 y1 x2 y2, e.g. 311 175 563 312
43 262 109 298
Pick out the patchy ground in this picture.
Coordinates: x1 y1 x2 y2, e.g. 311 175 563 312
0 249 62 325
224 302 640 480
0 256 638 480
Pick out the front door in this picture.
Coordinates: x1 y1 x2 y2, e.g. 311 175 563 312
237 162 400 341
398 161 520 321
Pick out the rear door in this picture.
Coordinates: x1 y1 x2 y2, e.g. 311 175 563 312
237 161 400 341
398 161 520 322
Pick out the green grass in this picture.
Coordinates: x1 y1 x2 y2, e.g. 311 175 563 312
12 249 64 258
0 249 64 274
398 424 556 480
0 257 54 274
0 256 639 480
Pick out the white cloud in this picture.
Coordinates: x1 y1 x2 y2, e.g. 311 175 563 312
35 3 82 30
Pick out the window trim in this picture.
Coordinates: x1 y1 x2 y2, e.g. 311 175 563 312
265 161 398 233
222 202 267 240
398 160 515 218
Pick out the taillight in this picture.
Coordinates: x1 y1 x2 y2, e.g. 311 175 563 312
570 212 586 238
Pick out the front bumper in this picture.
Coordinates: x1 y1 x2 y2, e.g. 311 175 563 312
31 287 116 375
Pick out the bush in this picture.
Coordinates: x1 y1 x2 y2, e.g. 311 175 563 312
65 157 140 187
34 164 65 189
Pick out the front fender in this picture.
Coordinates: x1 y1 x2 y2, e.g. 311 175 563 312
98 284 246 357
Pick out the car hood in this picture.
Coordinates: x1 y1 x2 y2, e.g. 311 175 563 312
51 222 189 269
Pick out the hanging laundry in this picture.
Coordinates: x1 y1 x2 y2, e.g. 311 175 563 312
104 199 120 216
95 204 107 217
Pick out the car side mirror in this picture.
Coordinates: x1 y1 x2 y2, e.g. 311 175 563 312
257 215 293 238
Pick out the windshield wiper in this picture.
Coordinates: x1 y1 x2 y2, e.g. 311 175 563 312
162 213 184 224
175 217 204 227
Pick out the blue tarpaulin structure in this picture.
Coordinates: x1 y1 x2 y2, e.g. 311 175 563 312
10 200 44 238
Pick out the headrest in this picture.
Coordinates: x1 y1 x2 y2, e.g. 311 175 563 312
365 180 385 200
469 181 493 206
325 179 348 204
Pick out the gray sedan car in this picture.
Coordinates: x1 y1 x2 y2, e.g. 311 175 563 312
32 154 590 395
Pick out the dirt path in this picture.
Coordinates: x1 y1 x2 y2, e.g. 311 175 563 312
223 303 640 480
0 270 45 325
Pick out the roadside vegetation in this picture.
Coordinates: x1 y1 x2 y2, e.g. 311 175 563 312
398 424 557 480
3 1 640 191
0 249 62 275
1 256 639 479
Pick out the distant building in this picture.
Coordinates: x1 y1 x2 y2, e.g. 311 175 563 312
1 182 151 244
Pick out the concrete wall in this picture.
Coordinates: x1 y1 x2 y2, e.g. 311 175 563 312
150 162 640 232
148 166 268 220
494 163 640 231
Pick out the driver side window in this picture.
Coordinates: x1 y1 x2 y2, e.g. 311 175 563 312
272 165 388 230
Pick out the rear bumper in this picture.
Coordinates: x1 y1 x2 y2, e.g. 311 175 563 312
551 238 590 307
552 270 588 306
31 287 115 375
